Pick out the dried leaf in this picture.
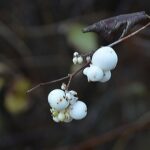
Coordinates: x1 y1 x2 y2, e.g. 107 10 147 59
83 11 150 40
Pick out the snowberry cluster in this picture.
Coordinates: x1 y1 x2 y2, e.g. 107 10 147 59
48 84 87 123
72 52 83 64
83 46 118 82
48 46 118 123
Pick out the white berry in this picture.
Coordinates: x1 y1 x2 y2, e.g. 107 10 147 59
77 56 83 64
66 91 78 105
100 70 111 82
86 65 103 82
86 56 91 62
48 89 69 111
73 57 78 64
73 52 79 57
53 116 60 123
64 115 73 123
92 46 118 70
66 92 72 100
70 101 87 120
61 83 66 90
69 90 77 95
58 112 65 121
83 67 90 75
64 108 73 123
69 96 78 105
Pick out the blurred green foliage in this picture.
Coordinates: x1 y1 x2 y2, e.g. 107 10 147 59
4 77 31 114
67 23 98 52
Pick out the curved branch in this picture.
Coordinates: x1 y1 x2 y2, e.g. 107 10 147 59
27 62 90 93
59 112 150 150
27 22 150 93
27 75 70 93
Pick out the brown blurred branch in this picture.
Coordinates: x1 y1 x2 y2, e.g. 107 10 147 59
27 22 150 93
0 21 31 57
0 21 34 71
65 112 150 150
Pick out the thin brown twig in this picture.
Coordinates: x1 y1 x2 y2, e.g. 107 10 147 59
27 62 90 93
66 62 90 90
27 75 70 93
27 22 150 93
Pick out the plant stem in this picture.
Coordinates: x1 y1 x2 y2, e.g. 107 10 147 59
108 22 150 47
27 75 69 93
27 22 150 93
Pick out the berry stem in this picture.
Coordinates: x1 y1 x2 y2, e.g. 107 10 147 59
27 75 70 93
66 62 90 90
27 22 150 93
108 22 150 47
27 62 90 93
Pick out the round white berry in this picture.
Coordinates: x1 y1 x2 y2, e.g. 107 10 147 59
73 52 79 57
69 90 77 96
48 89 69 111
58 112 65 121
86 56 91 62
92 46 118 70
86 65 103 82
100 70 111 82
64 108 73 123
83 67 90 75
66 91 78 105
64 115 73 123
53 116 60 123
61 83 66 90
66 92 72 100
70 101 87 120
69 96 78 105
73 57 78 64
77 56 83 64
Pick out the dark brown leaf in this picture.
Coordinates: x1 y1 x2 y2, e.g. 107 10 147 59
83 11 150 40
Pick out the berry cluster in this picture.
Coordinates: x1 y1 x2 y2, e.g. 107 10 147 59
48 46 118 123
48 84 87 123
83 46 118 82
72 52 83 64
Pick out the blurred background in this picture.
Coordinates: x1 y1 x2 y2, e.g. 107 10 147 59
0 0 150 150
